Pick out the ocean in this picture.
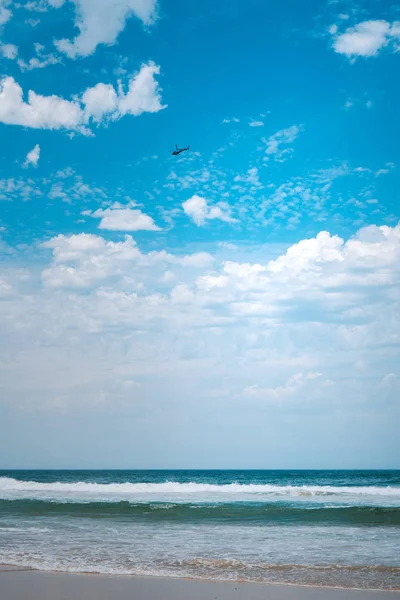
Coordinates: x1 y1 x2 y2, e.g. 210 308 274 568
0 470 399 590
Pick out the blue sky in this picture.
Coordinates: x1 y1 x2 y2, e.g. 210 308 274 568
0 0 399 468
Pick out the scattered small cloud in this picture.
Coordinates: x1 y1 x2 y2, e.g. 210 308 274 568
25 17 40 27
23 144 40 168
234 167 262 189
375 163 395 177
18 42 60 70
222 117 240 124
343 97 373 110
249 120 264 127
263 125 303 162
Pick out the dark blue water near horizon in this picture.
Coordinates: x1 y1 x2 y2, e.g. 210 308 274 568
1 469 399 590
2 468 400 484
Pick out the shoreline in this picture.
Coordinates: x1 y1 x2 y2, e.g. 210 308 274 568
1 564 399 595
1 570 400 600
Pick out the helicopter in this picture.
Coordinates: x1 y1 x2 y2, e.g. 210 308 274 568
171 144 190 156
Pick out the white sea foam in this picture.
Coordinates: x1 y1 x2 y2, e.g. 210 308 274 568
0 477 399 505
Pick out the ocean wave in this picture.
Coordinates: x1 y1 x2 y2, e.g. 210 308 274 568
1 498 400 525
1 476 400 500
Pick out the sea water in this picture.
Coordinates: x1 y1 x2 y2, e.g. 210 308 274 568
0 470 399 589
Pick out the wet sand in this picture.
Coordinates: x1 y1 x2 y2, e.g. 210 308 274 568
0 568 399 600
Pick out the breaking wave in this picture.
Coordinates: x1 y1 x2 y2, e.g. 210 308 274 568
1 476 400 502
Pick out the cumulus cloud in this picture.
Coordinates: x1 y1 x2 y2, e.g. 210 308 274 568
84 203 161 231
0 76 85 131
182 195 236 226
41 233 140 289
40 232 212 290
263 125 302 162
249 120 264 127
0 62 165 133
52 0 158 58
28 221 400 329
23 144 40 168
116 62 166 116
190 224 400 322
81 83 118 122
0 42 17 59
332 20 400 58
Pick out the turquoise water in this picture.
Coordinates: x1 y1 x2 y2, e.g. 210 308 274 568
1 470 399 589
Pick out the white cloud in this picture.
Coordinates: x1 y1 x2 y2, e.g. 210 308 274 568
0 222 399 466
17 43 60 71
0 76 85 132
0 169 109 204
41 233 140 289
234 167 262 189
222 117 240 124
332 20 400 58
40 232 212 290
23 144 40 168
182 195 236 227
344 97 373 110
85 204 161 231
211 224 400 306
263 125 302 162
25 17 40 27
27 222 400 319
249 120 264 127
18 54 60 70
53 0 158 58
0 0 12 26
82 83 118 122
116 62 166 116
244 372 322 401
180 252 214 268
0 42 17 59
0 62 165 133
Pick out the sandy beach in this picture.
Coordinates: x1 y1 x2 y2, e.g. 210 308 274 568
1 568 399 600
